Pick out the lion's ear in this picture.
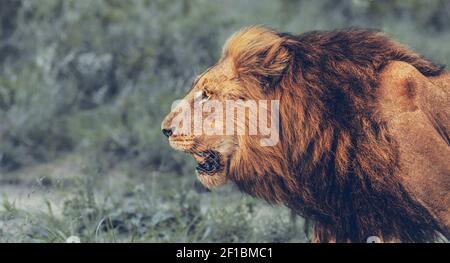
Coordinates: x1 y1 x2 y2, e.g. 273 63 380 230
255 43 291 90
223 26 292 90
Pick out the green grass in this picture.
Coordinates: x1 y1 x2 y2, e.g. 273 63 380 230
0 154 308 243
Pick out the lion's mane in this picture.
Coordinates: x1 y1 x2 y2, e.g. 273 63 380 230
224 27 445 242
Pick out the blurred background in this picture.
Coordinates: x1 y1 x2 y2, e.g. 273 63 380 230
0 0 449 242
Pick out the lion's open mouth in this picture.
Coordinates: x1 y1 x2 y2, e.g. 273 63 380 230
193 150 223 175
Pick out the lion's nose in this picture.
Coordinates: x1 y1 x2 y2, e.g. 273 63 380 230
162 128 174 138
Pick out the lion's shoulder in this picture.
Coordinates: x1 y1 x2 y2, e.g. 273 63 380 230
378 61 449 142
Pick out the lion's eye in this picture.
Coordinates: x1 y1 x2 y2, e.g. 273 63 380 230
202 89 211 101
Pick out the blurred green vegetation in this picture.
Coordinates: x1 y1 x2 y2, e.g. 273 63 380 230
0 0 449 242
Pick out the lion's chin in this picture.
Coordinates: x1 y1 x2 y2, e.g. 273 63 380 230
196 171 228 189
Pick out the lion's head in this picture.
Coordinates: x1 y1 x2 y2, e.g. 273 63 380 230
161 26 287 189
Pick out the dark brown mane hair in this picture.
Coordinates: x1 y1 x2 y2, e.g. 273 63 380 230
224 26 445 242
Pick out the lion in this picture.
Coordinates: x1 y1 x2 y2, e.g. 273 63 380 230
161 26 450 242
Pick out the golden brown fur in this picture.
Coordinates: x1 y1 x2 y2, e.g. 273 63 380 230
162 26 450 242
